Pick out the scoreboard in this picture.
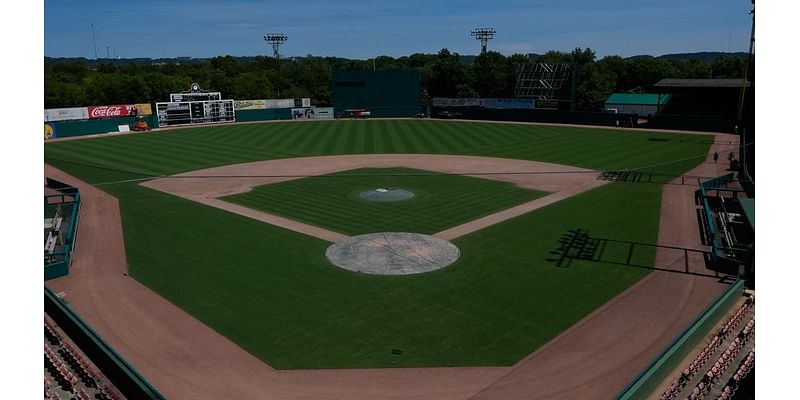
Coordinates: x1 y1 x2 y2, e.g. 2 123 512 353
156 99 235 127
156 83 235 127
169 91 222 103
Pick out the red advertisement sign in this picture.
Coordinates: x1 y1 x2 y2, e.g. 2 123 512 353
88 104 138 119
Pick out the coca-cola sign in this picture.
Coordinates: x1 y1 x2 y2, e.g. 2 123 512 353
88 104 136 119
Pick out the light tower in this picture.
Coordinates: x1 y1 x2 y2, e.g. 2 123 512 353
470 28 496 54
263 33 288 59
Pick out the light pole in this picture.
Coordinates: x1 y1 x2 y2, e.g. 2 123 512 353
470 28 496 54
264 34 288 59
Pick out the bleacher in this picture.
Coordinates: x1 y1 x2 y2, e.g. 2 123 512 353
45 317 124 400
656 295 754 400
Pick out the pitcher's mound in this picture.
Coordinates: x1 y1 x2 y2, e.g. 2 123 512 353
326 232 460 275
359 188 415 202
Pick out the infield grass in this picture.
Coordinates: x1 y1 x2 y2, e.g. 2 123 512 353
222 167 548 235
44 120 713 369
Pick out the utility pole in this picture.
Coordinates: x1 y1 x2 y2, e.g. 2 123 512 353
91 23 98 59
736 0 755 126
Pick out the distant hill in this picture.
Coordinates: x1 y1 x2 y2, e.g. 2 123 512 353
627 52 749 62
45 51 750 66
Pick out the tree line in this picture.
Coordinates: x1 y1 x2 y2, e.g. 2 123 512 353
45 48 747 111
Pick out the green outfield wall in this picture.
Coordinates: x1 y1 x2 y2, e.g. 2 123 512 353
235 108 292 122
47 115 158 138
332 70 421 117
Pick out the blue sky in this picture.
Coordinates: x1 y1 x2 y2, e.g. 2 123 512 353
44 0 753 59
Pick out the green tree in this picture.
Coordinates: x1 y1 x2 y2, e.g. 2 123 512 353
711 55 745 79
471 51 514 97
429 49 472 97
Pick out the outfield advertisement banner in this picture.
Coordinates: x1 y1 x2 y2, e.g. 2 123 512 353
432 97 483 107
44 123 57 140
234 100 267 110
433 97 535 109
263 98 313 109
313 107 333 118
484 98 535 109
266 99 298 109
44 107 89 122
134 103 153 115
88 104 140 119
291 106 334 119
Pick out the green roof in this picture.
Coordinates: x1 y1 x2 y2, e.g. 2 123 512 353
605 93 672 105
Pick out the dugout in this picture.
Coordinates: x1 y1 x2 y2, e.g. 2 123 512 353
332 70 421 117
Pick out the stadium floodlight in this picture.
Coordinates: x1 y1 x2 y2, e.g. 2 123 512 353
470 28 496 54
264 33 288 59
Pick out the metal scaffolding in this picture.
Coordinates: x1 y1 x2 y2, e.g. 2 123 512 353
514 63 575 109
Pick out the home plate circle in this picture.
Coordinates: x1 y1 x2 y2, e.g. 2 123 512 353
326 232 460 275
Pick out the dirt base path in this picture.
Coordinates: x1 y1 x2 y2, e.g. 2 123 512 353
44 131 740 400
142 154 607 242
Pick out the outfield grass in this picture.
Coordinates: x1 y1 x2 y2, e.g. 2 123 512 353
223 167 548 236
44 120 712 369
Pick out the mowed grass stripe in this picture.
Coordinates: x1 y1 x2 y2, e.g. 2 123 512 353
231 177 463 233
363 121 377 152
398 120 442 154
436 121 492 150
44 120 713 369
351 120 368 153
216 124 269 147
46 140 166 177
377 123 400 153
388 120 416 153
414 121 464 151
247 123 293 149
223 168 548 236
288 122 331 152
408 121 458 153
256 123 305 151
304 122 342 155
109 136 271 173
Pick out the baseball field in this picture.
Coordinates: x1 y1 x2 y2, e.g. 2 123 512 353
44 119 713 370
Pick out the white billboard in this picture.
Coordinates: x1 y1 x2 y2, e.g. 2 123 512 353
265 98 313 109
291 106 334 119
44 107 89 122
266 99 297 109
432 98 483 107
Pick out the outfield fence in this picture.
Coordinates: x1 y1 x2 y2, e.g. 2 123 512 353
431 106 638 127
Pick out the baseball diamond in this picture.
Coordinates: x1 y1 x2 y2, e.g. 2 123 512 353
44 119 739 399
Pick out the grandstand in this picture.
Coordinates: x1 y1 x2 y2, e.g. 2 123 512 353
645 79 753 133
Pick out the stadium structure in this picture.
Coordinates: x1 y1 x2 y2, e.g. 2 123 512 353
43 17 755 400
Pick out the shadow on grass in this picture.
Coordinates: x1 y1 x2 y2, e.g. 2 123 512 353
546 229 740 281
